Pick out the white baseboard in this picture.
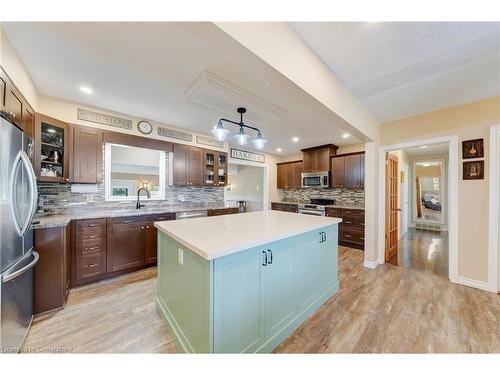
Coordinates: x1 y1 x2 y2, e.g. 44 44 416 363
456 276 491 292
363 260 379 269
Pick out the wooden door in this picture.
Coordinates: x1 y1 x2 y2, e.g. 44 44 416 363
277 164 288 188
302 150 316 172
173 144 189 186
385 153 399 262
5 84 24 130
292 161 303 188
144 221 157 265
23 105 34 139
189 146 204 186
107 219 145 272
344 154 361 188
71 125 103 184
316 148 330 171
330 156 345 188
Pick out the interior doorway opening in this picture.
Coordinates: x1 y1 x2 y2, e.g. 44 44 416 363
384 143 450 278
225 163 266 212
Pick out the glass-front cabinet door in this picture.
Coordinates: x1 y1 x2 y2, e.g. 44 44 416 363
35 113 70 183
203 150 227 187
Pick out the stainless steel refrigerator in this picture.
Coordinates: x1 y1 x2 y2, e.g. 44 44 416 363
0 113 39 353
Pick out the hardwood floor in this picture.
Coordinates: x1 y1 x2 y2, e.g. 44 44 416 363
23 247 500 353
23 267 177 353
389 228 449 277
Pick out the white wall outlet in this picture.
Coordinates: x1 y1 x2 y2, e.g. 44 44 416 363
178 195 185 202
86 194 95 203
178 248 184 265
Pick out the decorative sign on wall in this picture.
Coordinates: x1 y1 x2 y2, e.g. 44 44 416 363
157 127 193 142
77 108 133 130
230 148 265 164
196 135 224 148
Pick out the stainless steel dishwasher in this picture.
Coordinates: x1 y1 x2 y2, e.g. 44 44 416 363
175 210 208 220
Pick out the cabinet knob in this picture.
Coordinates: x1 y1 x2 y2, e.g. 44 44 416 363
9 112 15 118
141 226 145 230
146 226 149 229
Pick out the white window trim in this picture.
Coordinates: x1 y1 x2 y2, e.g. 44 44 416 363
104 143 166 202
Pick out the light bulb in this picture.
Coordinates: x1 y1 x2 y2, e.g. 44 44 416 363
211 121 229 141
252 133 267 150
234 127 250 146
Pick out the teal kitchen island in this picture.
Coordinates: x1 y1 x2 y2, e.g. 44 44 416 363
154 210 342 353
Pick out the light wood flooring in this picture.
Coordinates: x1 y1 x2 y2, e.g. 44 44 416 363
24 247 500 353
390 228 449 277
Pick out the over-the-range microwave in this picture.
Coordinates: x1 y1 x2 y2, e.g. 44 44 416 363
301 171 329 188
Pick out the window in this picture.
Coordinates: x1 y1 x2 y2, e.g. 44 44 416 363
105 143 165 201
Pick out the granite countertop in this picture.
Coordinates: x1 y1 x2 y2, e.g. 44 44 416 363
272 201 365 210
155 210 342 260
32 204 235 230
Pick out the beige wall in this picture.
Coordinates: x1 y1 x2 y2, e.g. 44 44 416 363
0 25 39 109
381 96 500 283
225 165 264 212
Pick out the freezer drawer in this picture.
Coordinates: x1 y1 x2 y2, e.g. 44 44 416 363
0 250 39 353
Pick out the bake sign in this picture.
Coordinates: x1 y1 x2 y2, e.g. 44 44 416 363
230 148 265 164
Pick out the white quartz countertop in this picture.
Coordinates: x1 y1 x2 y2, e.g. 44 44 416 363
154 210 342 261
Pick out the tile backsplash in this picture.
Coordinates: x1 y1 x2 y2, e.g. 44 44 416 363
278 188 364 206
36 149 224 216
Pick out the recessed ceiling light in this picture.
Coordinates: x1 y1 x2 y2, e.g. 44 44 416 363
420 145 428 149
342 133 350 139
79 86 93 95
276 148 282 152
292 137 299 142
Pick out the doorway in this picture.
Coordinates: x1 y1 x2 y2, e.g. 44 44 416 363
225 163 266 212
379 137 458 281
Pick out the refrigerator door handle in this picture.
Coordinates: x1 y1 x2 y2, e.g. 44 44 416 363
2 251 39 283
19 150 37 237
9 152 24 236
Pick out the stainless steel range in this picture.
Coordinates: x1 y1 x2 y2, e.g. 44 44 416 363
297 198 336 216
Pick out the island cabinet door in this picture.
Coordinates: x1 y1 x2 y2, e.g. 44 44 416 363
213 247 266 353
262 239 295 340
295 225 339 311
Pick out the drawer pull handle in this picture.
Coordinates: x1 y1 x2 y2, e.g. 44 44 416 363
122 220 132 224
157 217 167 220
88 224 98 227
86 235 98 239
85 263 98 268
345 234 352 238
87 246 99 251
345 221 352 224
361 237 365 240
361 223 365 226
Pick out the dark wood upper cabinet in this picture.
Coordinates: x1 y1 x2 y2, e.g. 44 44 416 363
189 146 204 186
330 156 345 188
34 113 70 183
301 144 338 172
5 85 23 130
23 105 34 139
173 143 189 186
277 160 303 189
204 150 228 187
70 124 103 184
331 152 365 189
0 69 7 110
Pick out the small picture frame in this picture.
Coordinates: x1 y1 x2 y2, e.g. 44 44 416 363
462 138 484 159
463 160 484 180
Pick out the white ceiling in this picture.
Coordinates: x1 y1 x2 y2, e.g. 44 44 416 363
403 143 449 158
290 22 500 122
2 22 363 156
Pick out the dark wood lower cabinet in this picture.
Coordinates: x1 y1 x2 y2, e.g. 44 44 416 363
33 226 70 315
271 202 299 213
107 217 146 273
326 207 365 250
207 207 239 216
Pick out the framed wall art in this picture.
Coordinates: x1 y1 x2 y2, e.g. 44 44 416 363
463 160 484 180
462 138 484 159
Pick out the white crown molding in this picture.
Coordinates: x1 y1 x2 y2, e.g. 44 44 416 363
185 70 288 122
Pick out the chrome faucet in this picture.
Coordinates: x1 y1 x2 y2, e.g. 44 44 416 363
136 187 151 209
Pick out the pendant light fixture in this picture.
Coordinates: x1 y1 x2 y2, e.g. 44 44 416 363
212 107 266 150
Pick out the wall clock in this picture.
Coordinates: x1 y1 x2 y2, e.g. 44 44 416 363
137 120 153 135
